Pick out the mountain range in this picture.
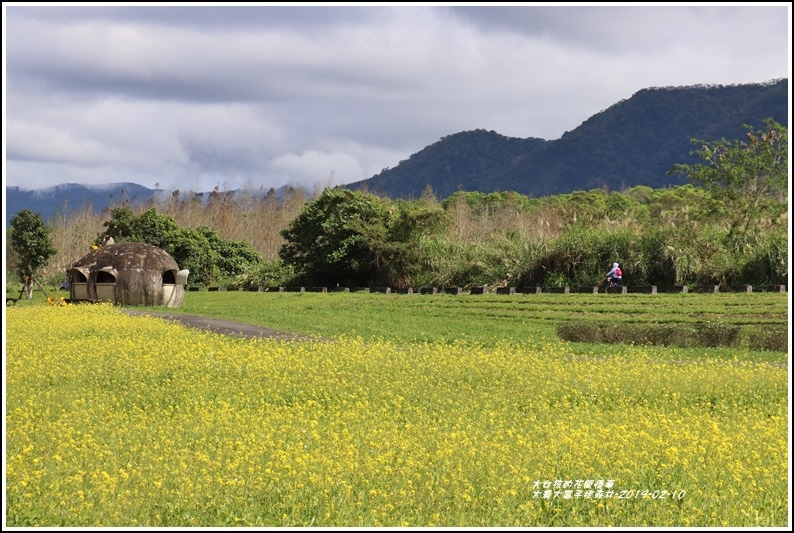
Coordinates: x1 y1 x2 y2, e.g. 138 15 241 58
346 78 788 199
5 182 157 227
5 78 788 226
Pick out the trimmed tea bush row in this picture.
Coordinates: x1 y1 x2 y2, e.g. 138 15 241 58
556 321 787 352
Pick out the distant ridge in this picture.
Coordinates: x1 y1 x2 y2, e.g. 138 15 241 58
346 78 788 199
4 182 298 227
5 183 156 226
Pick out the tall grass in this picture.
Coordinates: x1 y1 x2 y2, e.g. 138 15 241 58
18 185 788 289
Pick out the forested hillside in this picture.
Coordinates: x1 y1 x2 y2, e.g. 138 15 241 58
346 79 788 198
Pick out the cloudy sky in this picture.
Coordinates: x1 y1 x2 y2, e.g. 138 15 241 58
3 3 791 194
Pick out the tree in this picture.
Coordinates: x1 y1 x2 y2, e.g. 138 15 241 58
100 207 262 286
101 206 181 248
10 209 57 298
279 188 396 287
279 188 446 287
669 118 788 247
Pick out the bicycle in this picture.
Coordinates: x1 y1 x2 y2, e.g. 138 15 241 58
598 276 623 290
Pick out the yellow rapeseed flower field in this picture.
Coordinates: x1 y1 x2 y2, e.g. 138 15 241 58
5 304 788 526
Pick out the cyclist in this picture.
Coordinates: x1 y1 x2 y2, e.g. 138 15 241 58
605 262 622 287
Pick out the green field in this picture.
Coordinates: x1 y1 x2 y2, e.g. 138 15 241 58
149 290 789 362
5 291 790 526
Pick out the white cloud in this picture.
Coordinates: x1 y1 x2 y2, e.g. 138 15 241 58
270 149 364 188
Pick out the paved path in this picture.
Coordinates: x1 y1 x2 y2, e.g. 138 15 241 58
123 310 319 342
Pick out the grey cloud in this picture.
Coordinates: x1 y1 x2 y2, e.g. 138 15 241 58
5 5 380 31
448 5 788 54
6 12 419 106
3 4 789 193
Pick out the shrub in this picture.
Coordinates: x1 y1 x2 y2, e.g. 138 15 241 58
617 323 688 347
693 321 741 348
248 259 296 289
639 324 689 347
43 271 68 289
746 326 788 353
557 321 744 350
556 322 600 343
740 230 788 286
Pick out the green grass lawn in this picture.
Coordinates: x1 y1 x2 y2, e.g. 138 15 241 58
10 286 787 363
129 290 790 363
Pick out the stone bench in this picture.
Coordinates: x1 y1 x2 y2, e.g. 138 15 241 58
393 287 414 294
518 286 542 294
629 286 657 294
605 285 627 294
666 285 689 294
284 286 305 293
759 285 786 292
545 286 570 294
373 287 391 294
470 286 488 295
443 287 463 295
696 285 720 293
576 286 599 294
729 285 752 293
419 287 437 295
306 287 327 293
496 287 515 295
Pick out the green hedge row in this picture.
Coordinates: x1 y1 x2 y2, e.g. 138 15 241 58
556 321 787 352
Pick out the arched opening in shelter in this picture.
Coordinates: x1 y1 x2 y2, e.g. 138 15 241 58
69 269 89 300
96 271 116 283
95 269 117 301
162 269 177 306
162 270 176 284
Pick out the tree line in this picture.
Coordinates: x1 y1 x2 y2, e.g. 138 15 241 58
7 120 788 295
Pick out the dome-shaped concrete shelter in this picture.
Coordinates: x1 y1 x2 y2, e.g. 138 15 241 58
67 242 189 307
